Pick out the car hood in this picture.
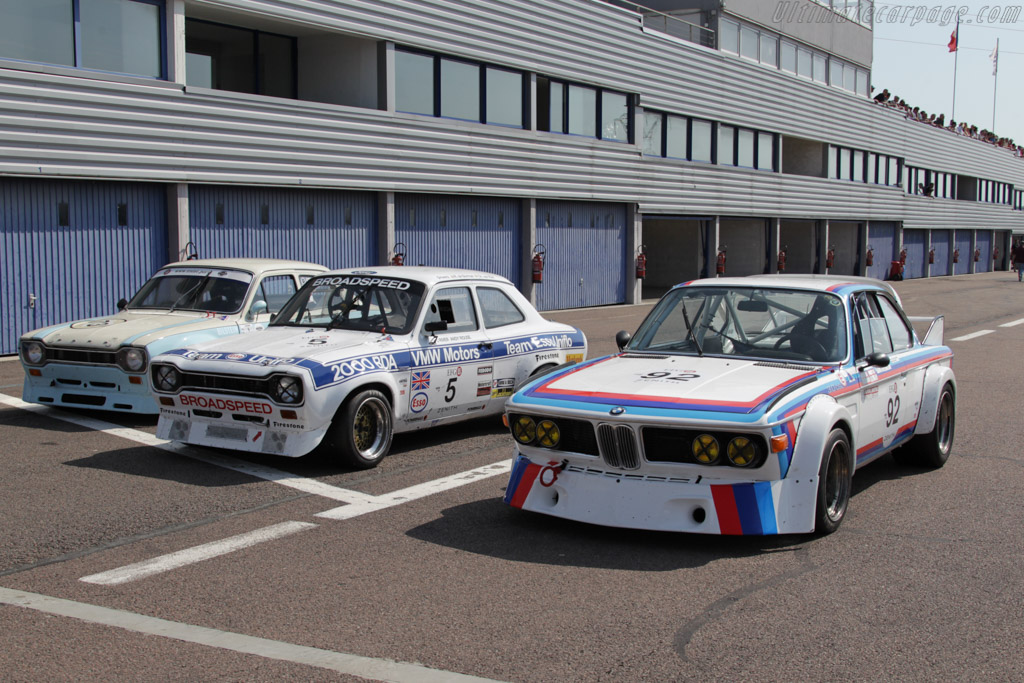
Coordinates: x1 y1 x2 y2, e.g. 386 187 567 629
26 311 237 350
157 326 406 369
517 353 826 416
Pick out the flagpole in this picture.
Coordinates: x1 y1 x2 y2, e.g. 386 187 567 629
992 38 999 130
951 16 959 120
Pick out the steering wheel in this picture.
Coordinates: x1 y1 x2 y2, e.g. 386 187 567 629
774 333 828 360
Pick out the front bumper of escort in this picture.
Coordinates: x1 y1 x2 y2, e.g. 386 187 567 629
503 452 818 535
154 395 328 457
22 362 156 413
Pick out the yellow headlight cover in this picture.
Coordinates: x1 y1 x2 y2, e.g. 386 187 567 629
537 420 561 448
727 436 756 467
692 434 720 464
513 416 537 444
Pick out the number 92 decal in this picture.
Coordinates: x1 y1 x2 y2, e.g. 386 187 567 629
640 371 701 382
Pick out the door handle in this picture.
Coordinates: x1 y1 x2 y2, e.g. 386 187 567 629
478 341 493 350
28 293 37 309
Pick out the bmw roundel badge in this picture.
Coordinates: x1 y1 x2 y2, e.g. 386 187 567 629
610 406 625 415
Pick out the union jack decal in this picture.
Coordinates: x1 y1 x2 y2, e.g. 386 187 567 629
411 371 431 390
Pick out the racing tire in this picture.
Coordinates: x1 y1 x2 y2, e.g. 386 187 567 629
893 383 955 469
326 389 393 470
814 428 853 535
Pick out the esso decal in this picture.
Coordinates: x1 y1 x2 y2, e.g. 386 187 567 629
410 392 429 413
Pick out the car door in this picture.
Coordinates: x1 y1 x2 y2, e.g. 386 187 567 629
852 291 919 464
875 292 925 445
474 284 534 410
409 285 493 421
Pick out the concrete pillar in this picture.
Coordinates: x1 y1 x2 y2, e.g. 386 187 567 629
710 216 721 278
521 198 537 304
970 229 978 274
167 184 189 262
379 42 395 114
819 219 830 274
768 218 781 273
168 1 186 86
626 203 642 303
378 192 395 266
858 221 869 276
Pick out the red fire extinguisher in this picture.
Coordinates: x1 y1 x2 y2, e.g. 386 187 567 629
532 245 546 284
993 246 1000 261
974 248 980 262
390 242 406 266
825 245 835 269
899 247 907 266
928 248 935 264
777 247 787 273
635 246 647 280
865 246 874 268
953 248 959 263
716 247 727 275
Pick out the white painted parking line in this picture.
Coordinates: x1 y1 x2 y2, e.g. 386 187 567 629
0 394 374 505
0 587 504 682
950 330 995 342
80 521 317 585
317 460 512 521
999 318 1024 328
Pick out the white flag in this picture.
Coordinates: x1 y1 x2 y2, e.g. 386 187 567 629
990 43 998 76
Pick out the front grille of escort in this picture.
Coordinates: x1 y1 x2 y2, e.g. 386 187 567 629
47 348 118 365
174 371 278 400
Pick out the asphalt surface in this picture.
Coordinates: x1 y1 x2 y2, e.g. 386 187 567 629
1 271 1022 682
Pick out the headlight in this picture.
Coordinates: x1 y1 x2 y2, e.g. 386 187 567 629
536 419 561 448
727 436 758 467
691 434 720 465
116 347 148 373
512 416 537 445
21 341 45 366
271 375 303 404
152 365 181 392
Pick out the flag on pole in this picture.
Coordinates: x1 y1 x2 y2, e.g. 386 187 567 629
948 27 958 52
990 43 999 75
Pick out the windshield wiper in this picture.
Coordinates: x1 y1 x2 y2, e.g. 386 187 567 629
168 275 209 313
680 304 704 357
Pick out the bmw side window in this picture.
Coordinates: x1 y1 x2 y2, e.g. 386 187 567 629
477 287 525 329
257 275 298 314
424 287 478 334
854 293 892 358
876 295 913 351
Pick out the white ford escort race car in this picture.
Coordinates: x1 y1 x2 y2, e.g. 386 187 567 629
150 267 587 469
19 259 326 413
503 275 955 536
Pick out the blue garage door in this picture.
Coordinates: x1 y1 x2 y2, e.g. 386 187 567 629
954 230 972 275
867 222 896 281
189 186 376 270
395 194 520 286
536 201 627 311
975 230 993 273
1 179 167 355
903 229 928 280
930 230 951 277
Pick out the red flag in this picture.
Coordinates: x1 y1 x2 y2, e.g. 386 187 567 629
948 28 958 52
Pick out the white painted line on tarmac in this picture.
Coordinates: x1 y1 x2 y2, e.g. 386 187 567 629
80 521 317 585
999 318 1024 328
0 393 374 505
950 330 995 342
0 587 504 682
317 460 512 521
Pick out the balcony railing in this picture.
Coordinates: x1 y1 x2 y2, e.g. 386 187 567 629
603 1 716 49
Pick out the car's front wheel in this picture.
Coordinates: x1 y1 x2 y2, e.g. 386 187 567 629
815 428 852 535
325 389 393 469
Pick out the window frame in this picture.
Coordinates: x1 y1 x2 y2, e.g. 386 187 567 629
542 77 632 143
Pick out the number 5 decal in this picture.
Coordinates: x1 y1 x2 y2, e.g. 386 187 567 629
445 377 457 403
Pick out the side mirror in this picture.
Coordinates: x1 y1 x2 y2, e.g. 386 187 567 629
861 352 890 369
116 298 128 311
247 300 268 321
424 320 449 333
615 330 632 351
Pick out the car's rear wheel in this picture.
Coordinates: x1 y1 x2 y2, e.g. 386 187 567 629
815 428 852 535
893 383 955 468
325 389 393 469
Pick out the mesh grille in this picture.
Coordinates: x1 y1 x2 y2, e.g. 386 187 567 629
49 348 118 365
597 424 641 470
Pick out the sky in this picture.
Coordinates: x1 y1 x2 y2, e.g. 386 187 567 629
870 1 1024 144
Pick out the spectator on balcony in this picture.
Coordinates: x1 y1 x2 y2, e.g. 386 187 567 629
873 88 890 103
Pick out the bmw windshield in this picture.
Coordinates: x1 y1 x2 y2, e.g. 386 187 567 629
628 286 848 363
272 275 425 335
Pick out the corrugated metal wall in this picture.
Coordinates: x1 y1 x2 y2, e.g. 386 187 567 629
930 230 951 277
719 219 767 276
188 186 376 269
535 200 626 310
976 230 993 273
954 230 972 275
0 179 167 355
867 222 896 281
394 194 521 285
0 0 1020 232
903 229 928 280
